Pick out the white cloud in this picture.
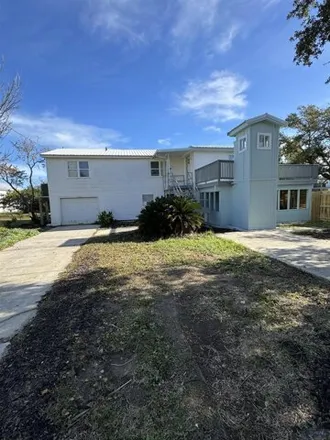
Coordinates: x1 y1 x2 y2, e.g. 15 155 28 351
215 24 240 53
203 125 222 133
12 113 128 149
171 0 220 40
81 0 157 44
176 70 249 122
78 0 280 59
158 138 172 146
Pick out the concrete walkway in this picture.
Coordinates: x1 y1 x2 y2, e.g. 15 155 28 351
0 225 102 357
221 229 330 282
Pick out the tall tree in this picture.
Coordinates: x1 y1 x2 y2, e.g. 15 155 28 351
0 138 44 222
288 0 330 82
280 104 330 180
0 60 20 141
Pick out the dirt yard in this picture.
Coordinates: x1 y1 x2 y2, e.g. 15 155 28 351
1 231 330 440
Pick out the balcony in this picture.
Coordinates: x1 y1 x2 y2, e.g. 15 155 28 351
195 160 234 185
195 161 319 186
278 164 319 181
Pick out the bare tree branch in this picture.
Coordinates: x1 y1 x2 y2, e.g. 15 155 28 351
0 60 21 140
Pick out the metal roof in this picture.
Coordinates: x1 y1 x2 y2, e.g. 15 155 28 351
189 145 233 149
42 145 233 158
42 148 157 158
227 113 287 137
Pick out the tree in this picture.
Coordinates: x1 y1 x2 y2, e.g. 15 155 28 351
0 138 44 222
288 0 330 82
0 60 20 141
1 187 41 213
280 104 330 180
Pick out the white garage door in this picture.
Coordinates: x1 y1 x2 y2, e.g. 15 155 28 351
60 198 99 225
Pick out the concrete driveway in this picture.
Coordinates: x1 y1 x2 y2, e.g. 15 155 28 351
221 228 330 282
0 225 100 357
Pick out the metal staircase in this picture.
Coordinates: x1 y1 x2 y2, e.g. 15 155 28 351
165 172 199 200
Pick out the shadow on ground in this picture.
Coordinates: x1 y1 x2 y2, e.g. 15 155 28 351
1 231 330 440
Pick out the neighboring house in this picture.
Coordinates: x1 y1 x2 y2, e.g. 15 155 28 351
42 113 319 230
0 184 10 213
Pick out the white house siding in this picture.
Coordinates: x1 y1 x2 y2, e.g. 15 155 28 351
0 190 7 213
46 157 164 225
192 151 232 171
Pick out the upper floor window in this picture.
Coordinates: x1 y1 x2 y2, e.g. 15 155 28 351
150 160 164 177
68 161 89 178
238 136 247 153
258 133 272 149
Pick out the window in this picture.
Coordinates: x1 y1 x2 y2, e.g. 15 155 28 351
290 190 298 209
279 190 288 210
300 189 307 209
200 192 205 208
258 133 272 149
68 161 89 178
210 192 214 211
79 161 89 178
142 194 153 206
238 136 247 153
150 161 160 177
205 192 210 209
215 192 220 212
278 189 308 210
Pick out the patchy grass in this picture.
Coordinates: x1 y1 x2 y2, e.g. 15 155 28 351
1 231 330 440
0 226 39 250
280 221 330 240
280 220 330 229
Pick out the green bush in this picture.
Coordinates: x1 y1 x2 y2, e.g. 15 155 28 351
138 195 203 239
97 210 115 228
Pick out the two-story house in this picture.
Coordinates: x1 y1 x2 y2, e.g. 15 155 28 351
42 145 232 225
42 113 319 230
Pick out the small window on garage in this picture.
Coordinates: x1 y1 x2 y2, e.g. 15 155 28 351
142 194 153 206
150 161 160 176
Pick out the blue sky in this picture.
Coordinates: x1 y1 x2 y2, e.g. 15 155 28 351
1 0 330 163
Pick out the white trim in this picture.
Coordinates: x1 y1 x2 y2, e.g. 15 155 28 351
257 133 272 150
238 135 247 153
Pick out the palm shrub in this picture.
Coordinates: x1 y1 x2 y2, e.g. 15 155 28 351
138 195 203 239
97 210 115 228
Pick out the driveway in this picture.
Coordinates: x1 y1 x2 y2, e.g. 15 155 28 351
221 228 330 282
0 225 101 357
